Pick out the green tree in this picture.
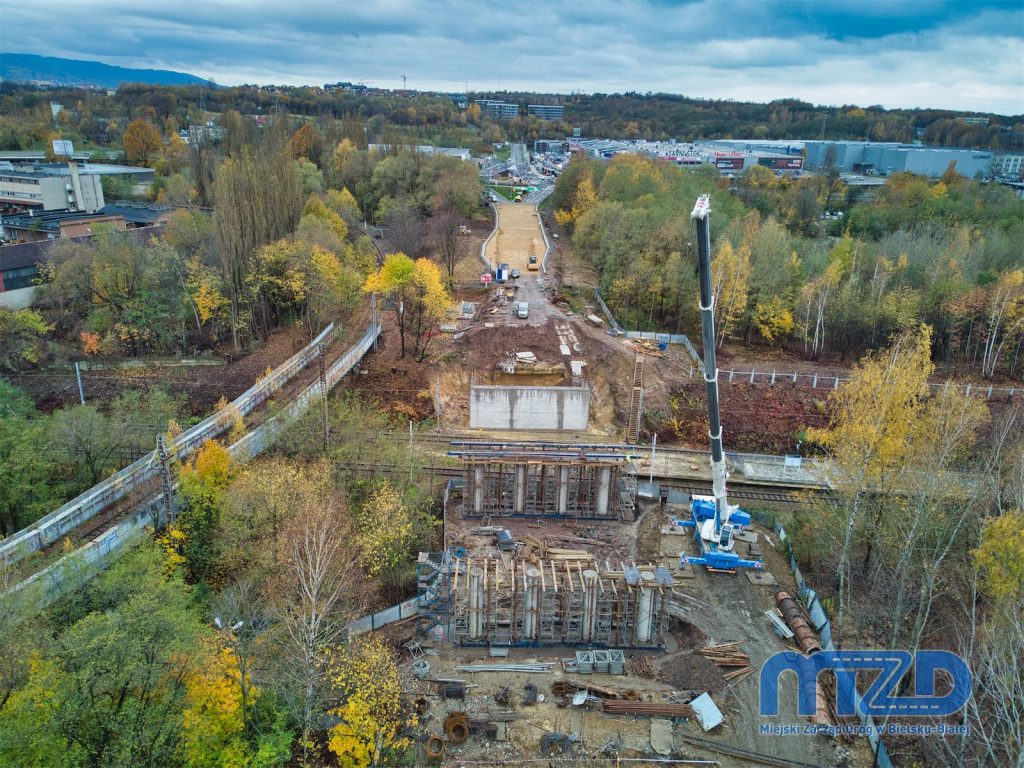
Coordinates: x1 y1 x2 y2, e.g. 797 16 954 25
0 307 48 371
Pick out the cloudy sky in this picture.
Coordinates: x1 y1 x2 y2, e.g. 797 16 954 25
3 0 1023 114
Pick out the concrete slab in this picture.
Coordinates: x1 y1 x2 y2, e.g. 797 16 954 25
745 570 778 586
650 718 674 755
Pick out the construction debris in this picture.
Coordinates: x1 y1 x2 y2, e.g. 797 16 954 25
689 692 724 731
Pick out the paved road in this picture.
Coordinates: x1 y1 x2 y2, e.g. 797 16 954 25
484 203 557 326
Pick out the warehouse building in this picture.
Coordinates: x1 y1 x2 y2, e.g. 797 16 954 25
0 164 105 213
804 141 993 179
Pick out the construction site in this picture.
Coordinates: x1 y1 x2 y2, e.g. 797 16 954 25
383 198 868 768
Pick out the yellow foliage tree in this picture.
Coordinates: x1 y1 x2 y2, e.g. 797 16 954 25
123 118 162 166
327 636 413 768
355 482 413 582
972 510 1024 605
806 325 934 635
710 240 750 347
180 645 251 768
753 296 794 342
555 174 598 229
304 195 349 241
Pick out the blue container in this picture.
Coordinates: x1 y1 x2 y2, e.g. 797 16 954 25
656 333 670 351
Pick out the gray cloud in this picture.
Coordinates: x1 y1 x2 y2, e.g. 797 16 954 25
2 0 1022 114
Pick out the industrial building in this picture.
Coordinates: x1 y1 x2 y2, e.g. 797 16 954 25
992 153 1024 180
475 100 520 120
0 208 126 242
0 164 105 213
527 104 565 121
803 141 993 179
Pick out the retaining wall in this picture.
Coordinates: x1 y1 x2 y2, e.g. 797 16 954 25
469 384 590 431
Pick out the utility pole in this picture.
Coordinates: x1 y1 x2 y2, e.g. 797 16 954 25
156 434 176 524
408 419 414 485
74 361 85 404
649 433 657 484
318 344 329 451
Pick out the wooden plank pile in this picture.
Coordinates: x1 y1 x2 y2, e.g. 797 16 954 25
697 642 754 684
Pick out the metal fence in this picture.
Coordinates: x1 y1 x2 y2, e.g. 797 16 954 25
343 597 419 637
1 324 338 564
751 510 894 768
3 321 380 606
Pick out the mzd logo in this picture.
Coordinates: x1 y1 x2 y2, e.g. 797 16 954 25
760 650 971 718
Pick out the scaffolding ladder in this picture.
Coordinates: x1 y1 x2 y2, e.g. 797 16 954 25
625 354 645 444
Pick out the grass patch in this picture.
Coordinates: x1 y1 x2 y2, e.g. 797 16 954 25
488 185 517 201
495 146 511 161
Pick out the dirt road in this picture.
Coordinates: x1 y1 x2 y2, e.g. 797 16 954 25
484 203 556 326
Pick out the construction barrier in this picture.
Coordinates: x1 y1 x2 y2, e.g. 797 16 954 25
4 321 381 609
343 596 419 638
0 323 338 564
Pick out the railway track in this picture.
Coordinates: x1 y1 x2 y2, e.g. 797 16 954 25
32 328 358 559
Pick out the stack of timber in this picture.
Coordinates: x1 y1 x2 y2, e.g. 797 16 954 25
602 700 695 718
698 642 754 684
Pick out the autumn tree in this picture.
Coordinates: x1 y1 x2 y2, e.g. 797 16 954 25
161 439 234 584
274 466 363 764
980 269 1024 378
289 122 325 164
806 325 933 639
123 117 162 166
408 257 452 361
710 240 750 347
327 636 413 768
0 308 47 371
213 147 303 351
364 253 416 357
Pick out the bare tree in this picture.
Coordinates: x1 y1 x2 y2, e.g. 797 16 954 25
276 499 363 765
382 201 424 258
432 209 464 283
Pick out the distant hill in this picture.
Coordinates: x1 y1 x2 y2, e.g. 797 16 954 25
1 53 211 88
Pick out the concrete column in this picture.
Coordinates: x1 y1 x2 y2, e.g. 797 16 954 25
596 466 611 516
514 464 527 514
472 465 484 515
637 571 655 643
557 466 569 514
469 567 484 639
581 569 599 641
523 567 540 639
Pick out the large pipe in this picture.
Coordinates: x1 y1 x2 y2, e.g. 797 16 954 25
775 591 822 654
691 195 728 533
515 465 527 514
596 466 611 516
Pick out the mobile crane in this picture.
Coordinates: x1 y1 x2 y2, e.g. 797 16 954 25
672 195 763 572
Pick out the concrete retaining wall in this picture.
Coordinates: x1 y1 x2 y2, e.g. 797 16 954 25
470 385 590 430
